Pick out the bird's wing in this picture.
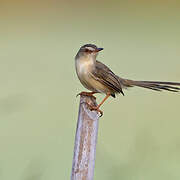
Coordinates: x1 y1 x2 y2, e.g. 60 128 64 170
91 60 124 96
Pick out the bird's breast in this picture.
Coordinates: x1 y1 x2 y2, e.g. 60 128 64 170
75 58 109 93
75 58 94 84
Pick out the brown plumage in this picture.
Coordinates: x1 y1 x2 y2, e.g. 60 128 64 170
92 61 124 97
93 61 180 96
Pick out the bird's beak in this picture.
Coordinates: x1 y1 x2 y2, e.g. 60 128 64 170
95 48 104 52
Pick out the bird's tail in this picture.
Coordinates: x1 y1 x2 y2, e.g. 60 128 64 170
120 78 180 92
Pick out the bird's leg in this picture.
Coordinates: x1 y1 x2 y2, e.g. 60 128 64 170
89 93 111 117
76 91 97 99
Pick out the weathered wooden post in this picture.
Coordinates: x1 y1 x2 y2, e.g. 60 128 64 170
71 95 99 180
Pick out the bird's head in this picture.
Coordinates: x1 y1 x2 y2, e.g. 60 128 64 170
75 44 103 59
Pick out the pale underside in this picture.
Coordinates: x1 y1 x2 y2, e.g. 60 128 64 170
76 58 108 93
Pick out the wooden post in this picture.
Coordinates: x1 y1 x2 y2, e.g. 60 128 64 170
71 95 100 180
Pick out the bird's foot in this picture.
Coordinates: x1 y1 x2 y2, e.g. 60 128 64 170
76 91 96 99
89 105 103 117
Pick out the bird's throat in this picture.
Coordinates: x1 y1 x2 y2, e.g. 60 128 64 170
76 57 95 75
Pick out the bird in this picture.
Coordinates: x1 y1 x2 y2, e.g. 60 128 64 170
75 44 180 116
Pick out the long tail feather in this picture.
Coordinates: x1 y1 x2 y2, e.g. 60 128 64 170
121 79 180 92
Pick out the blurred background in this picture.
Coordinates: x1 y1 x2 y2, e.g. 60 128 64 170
0 0 180 179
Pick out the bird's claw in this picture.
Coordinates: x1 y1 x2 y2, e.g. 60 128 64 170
89 105 103 117
76 92 96 99
76 93 81 97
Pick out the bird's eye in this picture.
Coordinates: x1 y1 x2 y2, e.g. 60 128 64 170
85 48 92 53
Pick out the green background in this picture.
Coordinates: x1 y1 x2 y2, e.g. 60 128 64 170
0 0 180 179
